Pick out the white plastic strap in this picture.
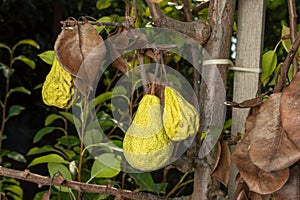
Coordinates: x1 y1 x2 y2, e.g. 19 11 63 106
202 59 234 66
202 59 262 73
228 66 262 73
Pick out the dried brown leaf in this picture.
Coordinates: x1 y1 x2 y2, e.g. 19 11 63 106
0 193 8 200
232 135 289 194
236 190 249 200
248 192 271 200
109 28 149 51
280 72 300 149
41 190 51 200
248 93 300 172
234 178 249 200
109 47 129 74
224 93 266 108
274 164 300 200
234 179 271 200
211 139 230 186
55 22 106 95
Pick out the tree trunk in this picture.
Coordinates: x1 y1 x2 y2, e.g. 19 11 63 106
192 0 236 199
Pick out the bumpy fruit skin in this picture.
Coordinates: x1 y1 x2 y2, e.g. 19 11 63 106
163 86 200 141
123 94 173 171
42 57 73 109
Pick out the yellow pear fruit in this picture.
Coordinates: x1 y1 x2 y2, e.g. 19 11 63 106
123 94 173 171
163 86 199 141
42 57 73 109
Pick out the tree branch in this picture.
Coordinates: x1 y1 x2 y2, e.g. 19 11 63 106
195 0 236 199
287 0 298 76
145 0 211 44
60 19 124 27
0 166 166 200
192 1 210 14
274 30 300 93
183 0 193 22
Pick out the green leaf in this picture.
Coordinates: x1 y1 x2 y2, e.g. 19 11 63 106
59 111 75 125
47 163 72 192
13 39 40 50
83 193 109 200
8 86 31 96
95 16 113 33
0 149 11 157
4 185 23 198
84 128 103 149
5 193 22 200
28 154 69 167
27 145 63 156
13 56 36 70
33 126 63 143
96 112 118 131
261 50 278 86
2 177 21 185
96 0 112 10
38 50 55 65
129 172 165 194
7 105 25 119
33 191 49 200
54 143 76 160
57 136 80 147
268 62 281 86
94 91 112 106
0 43 12 54
0 64 14 78
281 25 291 53
89 153 121 182
7 151 27 163
33 83 43 90
129 173 155 191
45 113 64 126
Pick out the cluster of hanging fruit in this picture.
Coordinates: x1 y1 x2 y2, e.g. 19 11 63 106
123 86 199 171
41 17 200 172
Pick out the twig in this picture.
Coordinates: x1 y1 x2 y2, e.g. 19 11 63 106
274 30 300 93
125 0 130 19
192 1 210 14
77 97 88 199
287 0 298 76
0 47 14 150
132 0 137 25
60 19 124 27
145 0 211 44
183 0 193 22
137 50 149 94
166 172 191 198
0 166 166 200
191 42 200 102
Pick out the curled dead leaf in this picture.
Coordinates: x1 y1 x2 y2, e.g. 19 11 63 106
232 135 289 194
248 93 300 172
224 93 266 108
274 164 300 199
55 20 106 95
280 71 300 149
211 139 230 187
109 47 129 74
